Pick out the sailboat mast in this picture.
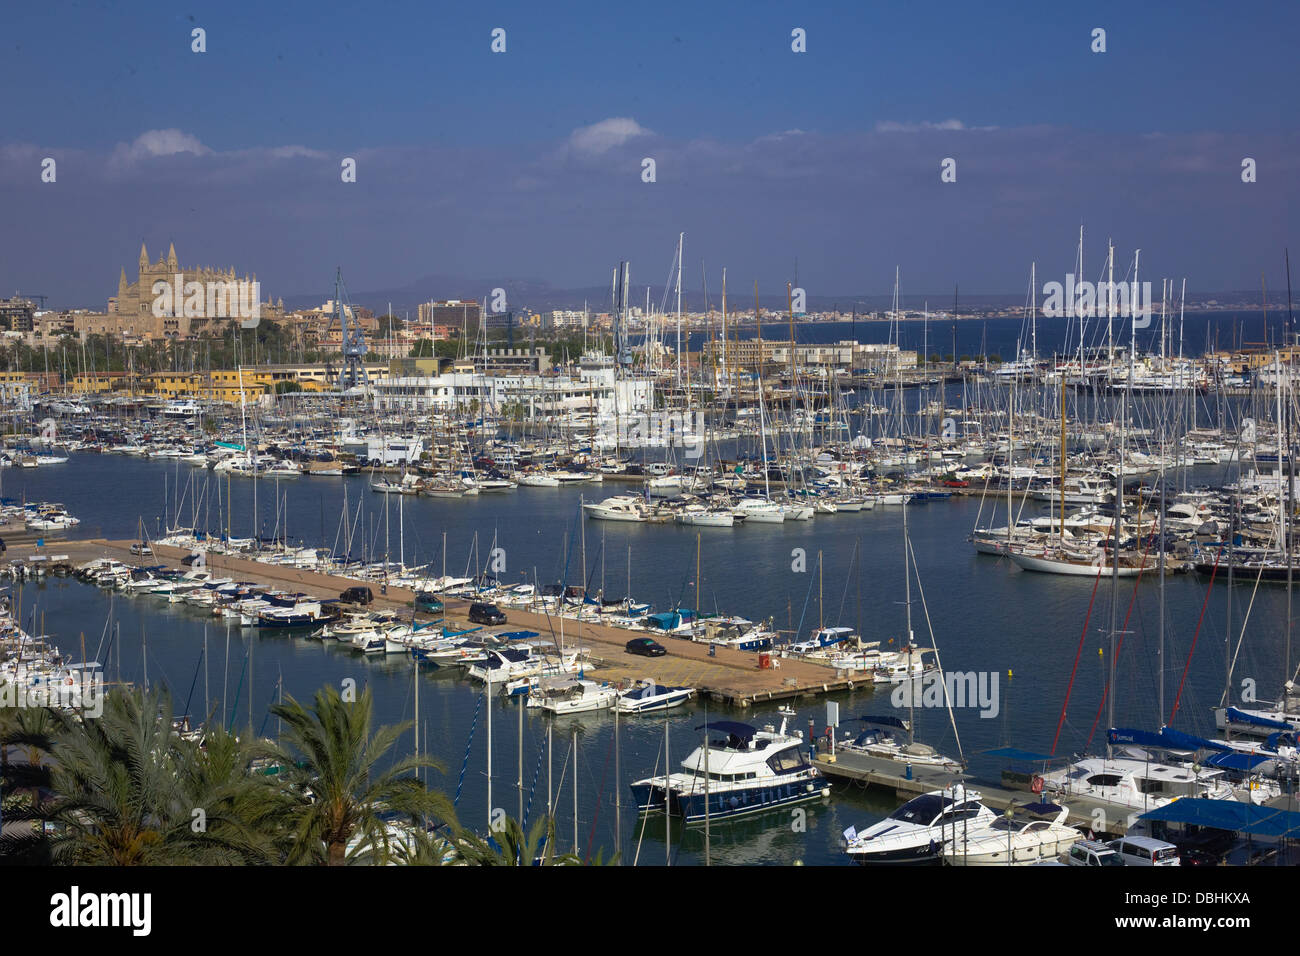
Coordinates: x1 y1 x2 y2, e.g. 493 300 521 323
664 719 671 864
1107 240 1115 367
1107 265 1127 759
1286 250 1295 695
788 281 796 391
695 532 701 617
675 232 683 389
1158 384 1167 724
720 269 729 400
1030 261 1037 360
903 491 915 747
1060 365 1066 545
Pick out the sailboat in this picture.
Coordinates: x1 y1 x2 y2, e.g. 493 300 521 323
1213 348 1300 736
1043 259 1238 812
840 715 962 770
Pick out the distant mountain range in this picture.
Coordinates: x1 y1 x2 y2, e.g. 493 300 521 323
282 274 1275 317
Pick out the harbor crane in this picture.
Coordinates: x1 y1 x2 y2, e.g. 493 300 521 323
329 268 368 391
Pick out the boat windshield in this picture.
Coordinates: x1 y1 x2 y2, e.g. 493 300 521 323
888 794 947 824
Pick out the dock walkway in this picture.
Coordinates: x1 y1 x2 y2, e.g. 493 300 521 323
40 538 877 709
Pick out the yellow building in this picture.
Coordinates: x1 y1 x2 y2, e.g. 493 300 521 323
70 373 127 394
143 370 274 403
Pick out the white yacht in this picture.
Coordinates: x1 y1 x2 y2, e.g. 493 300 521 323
582 495 649 522
840 716 962 770
465 647 583 685
1041 755 1235 811
630 719 828 823
845 786 996 865
265 459 302 479
674 503 734 527
614 679 695 714
646 475 684 498
732 498 785 523
941 803 1082 866
525 677 616 714
515 471 560 487
874 646 938 684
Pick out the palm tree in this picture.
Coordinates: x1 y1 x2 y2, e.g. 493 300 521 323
40 686 274 864
173 722 292 864
452 813 584 866
0 704 57 794
386 819 460 866
254 684 453 865
0 706 56 863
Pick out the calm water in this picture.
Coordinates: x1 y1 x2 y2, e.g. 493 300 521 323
7 452 1294 864
673 310 1289 360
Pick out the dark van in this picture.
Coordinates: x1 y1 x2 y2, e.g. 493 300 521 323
340 586 374 606
468 602 506 625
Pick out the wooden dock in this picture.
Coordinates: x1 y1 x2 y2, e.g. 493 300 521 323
33 538 874 709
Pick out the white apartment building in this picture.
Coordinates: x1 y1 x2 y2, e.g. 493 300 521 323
545 310 588 329
370 365 653 423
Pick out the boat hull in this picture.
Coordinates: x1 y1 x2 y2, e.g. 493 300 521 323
631 776 828 823
1009 552 1143 576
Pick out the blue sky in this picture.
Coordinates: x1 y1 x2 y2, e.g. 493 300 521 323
3 0 1298 308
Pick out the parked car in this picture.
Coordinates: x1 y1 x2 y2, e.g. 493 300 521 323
414 592 444 614
130 542 153 556
626 637 667 657
1064 840 1124 866
468 602 506 625
1108 835 1180 866
1170 828 1234 866
339 586 374 606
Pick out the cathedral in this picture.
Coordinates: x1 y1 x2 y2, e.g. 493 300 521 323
109 242 284 338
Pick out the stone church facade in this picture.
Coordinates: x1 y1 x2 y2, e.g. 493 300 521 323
108 243 284 338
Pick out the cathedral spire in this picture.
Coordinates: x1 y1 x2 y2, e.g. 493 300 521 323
167 242 178 270
139 242 149 272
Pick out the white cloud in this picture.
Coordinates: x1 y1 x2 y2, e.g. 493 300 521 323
265 145 327 160
874 119 987 133
112 128 210 162
567 117 651 155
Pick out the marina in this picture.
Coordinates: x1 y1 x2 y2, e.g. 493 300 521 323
7 410 1300 867
3 3 1298 901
